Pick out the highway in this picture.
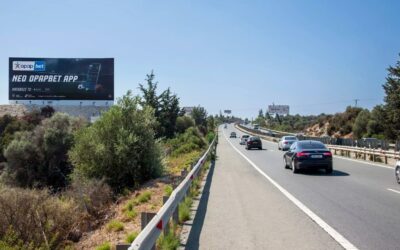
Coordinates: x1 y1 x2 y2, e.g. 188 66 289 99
186 124 400 250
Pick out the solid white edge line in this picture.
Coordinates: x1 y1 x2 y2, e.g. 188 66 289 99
387 188 400 194
223 129 358 250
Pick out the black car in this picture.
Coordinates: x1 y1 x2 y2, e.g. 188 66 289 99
230 132 237 138
246 136 262 150
283 140 333 174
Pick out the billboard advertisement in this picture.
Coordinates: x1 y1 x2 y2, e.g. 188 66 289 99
268 105 289 115
9 58 114 101
224 110 232 114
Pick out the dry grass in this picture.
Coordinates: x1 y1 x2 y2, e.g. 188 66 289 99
166 150 201 175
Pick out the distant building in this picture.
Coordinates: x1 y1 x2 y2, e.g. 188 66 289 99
182 106 195 116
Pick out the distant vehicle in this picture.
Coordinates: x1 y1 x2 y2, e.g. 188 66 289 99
224 124 227 129
230 132 237 138
361 137 381 148
246 136 262 150
396 161 400 184
283 140 333 174
253 124 260 130
278 136 298 151
240 135 250 145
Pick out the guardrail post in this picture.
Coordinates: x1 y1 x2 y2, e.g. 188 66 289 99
163 196 170 235
173 204 179 225
140 212 156 250
141 212 156 230
116 244 131 250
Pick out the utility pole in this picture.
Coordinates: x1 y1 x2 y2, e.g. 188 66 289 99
354 99 359 107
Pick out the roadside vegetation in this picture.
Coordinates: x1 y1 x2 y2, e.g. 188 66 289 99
0 71 217 249
251 55 400 141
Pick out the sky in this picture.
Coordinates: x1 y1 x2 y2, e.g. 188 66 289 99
1 0 399 119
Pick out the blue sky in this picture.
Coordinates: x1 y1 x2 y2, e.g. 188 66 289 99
1 0 399 118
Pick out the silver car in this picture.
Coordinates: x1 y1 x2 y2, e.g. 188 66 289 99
278 136 298 151
396 161 400 184
240 134 250 145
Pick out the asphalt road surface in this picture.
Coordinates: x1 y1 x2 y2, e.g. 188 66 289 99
185 124 400 250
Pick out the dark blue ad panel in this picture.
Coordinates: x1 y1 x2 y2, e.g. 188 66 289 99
9 58 114 100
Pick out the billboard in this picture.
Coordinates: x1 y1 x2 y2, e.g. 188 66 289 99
224 110 232 114
268 105 289 115
9 58 114 101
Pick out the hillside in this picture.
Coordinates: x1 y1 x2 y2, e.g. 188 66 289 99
0 104 28 117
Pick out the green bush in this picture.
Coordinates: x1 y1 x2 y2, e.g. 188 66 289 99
106 220 124 232
178 197 193 223
176 116 195 134
157 230 180 250
96 242 111 250
125 232 139 243
206 131 215 143
69 92 163 193
136 190 152 203
167 127 207 157
164 185 173 197
3 113 85 189
0 187 78 249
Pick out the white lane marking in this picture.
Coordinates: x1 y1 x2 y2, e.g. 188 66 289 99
387 188 400 194
223 131 358 250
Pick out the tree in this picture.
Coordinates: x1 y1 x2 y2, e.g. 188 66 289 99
69 91 163 192
382 55 400 140
367 105 386 138
258 109 264 118
139 71 180 138
191 106 207 127
176 116 195 134
353 109 370 139
3 113 84 190
139 71 159 111
159 88 180 138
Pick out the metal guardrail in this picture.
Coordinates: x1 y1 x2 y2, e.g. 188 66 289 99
128 138 217 250
237 124 398 165
327 145 400 164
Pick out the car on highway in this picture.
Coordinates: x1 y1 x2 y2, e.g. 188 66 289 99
224 124 227 129
240 134 250 145
230 132 237 138
396 161 400 184
253 124 260 130
283 140 333 174
246 136 262 150
278 136 298 151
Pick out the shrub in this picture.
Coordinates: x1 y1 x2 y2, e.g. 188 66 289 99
176 116 195 134
3 113 85 190
96 242 111 250
157 230 180 250
206 131 215 143
64 175 113 218
136 190 152 203
0 187 78 249
178 197 193 223
164 185 173 197
125 232 139 243
167 127 206 157
69 92 163 193
123 200 137 220
106 220 124 232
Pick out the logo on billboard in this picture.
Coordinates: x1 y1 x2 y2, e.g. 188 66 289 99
12 61 45 71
